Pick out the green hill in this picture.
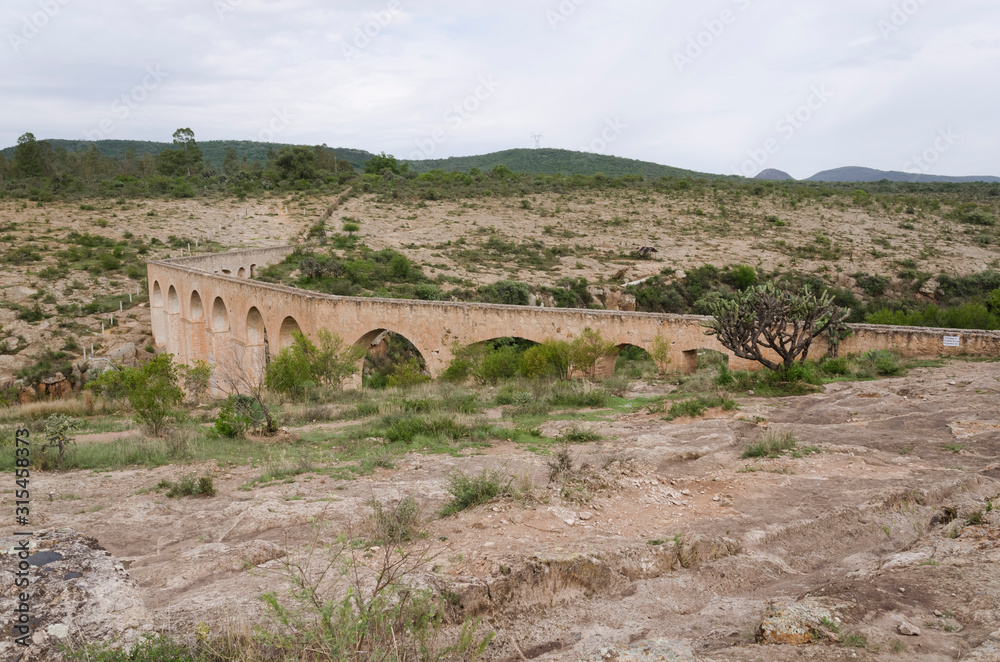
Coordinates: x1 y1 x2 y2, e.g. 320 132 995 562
406 148 724 179
2 140 726 179
0 139 376 172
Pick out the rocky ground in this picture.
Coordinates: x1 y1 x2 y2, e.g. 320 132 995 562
2 359 998 660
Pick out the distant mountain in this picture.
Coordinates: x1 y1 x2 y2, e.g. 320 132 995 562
806 166 1000 184
0 139 377 171
755 168 794 181
406 148 726 180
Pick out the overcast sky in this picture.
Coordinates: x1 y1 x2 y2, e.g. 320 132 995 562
2 0 998 178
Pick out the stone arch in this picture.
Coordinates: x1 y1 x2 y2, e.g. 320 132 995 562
152 281 163 307
250 264 257 278
189 290 204 321
246 307 266 346
167 285 180 313
212 297 230 332
278 316 302 350
613 343 655 378
238 267 246 278
353 328 430 387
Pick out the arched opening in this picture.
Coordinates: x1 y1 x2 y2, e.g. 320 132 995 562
238 267 246 278
355 329 429 389
167 286 180 313
152 281 163 307
189 290 204 321
615 344 655 379
278 316 302 350
212 297 230 332
222 269 232 276
246 307 266 346
250 264 257 278
682 348 729 375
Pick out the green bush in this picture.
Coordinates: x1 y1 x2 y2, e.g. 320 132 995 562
88 355 184 436
664 395 737 421
213 394 259 438
440 467 513 517
367 496 420 545
159 473 216 498
475 346 521 385
266 330 364 398
385 358 431 389
743 431 797 458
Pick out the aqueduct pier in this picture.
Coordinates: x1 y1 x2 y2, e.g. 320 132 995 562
147 247 1000 392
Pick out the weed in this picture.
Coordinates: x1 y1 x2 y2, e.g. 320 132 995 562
158 474 216 498
439 467 514 517
367 496 421 545
742 431 797 458
561 427 602 443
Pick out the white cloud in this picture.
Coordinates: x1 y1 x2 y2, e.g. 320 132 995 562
1 0 998 177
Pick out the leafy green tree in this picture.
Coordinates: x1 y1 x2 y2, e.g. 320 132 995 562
180 359 213 405
88 355 184 435
274 146 317 181
649 333 673 374
568 328 617 378
158 128 203 176
222 147 240 176
265 330 364 398
364 152 407 176
703 282 849 371
13 132 46 177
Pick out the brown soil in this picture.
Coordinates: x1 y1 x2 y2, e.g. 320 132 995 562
8 360 1000 660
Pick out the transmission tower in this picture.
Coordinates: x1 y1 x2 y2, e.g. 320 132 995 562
531 133 544 149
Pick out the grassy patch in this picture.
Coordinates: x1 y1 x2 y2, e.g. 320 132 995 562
156 474 216 498
742 431 797 458
662 395 737 421
439 467 514 517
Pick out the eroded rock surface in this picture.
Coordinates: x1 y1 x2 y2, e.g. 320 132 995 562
0 529 151 661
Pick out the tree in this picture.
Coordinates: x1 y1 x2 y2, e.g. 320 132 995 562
158 128 203 176
265 330 363 398
222 147 240 176
649 333 673 374
274 146 317 181
13 132 46 177
180 359 213 405
702 282 849 371
568 328 617 378
88 355 184 435
217 343 279 435
363 152 407 176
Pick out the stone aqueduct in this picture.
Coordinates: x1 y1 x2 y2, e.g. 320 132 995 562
147 247 1000 393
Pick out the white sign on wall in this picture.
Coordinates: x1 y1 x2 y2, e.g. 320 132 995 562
943 336 961 347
